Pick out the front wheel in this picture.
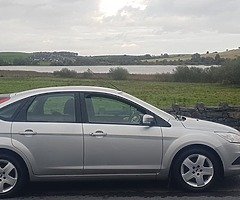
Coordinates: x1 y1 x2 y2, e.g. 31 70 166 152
0 154 28 198
172 148 221 191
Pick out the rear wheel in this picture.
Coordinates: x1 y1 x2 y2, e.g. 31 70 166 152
0 154 28 198
172 148 221 191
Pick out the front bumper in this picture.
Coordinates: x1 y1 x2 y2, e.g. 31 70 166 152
217 142 240 177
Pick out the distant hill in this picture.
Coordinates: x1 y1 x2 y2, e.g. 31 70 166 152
0 52 31 63
143 48 240 63
201 49 240 59
0 48 239 66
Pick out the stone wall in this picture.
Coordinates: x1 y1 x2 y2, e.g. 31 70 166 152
164 103 240 131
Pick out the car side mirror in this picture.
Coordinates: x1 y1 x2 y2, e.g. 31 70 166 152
142 114 155 126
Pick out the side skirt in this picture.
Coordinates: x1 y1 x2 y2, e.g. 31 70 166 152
30 173 158 182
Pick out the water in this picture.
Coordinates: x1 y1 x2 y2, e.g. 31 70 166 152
0 65 210 74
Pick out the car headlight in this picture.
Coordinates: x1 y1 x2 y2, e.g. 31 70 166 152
214 131 240 143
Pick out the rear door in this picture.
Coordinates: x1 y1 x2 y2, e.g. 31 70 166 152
11 92 84 175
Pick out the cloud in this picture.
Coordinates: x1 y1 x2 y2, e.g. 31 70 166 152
121 43 138 48
0 0 239 54
144 0 240 34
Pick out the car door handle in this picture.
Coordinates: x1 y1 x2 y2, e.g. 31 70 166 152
90 130 107 137
19 129 37 135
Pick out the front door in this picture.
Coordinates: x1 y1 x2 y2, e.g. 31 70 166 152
11 92 84 175
82 93 163 174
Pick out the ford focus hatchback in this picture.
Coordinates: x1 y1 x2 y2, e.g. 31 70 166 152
0 86 240 197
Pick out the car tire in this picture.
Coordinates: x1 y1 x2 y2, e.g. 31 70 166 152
0 153 28 198
172 147 221 191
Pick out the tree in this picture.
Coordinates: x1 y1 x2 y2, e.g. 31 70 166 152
214 54 221 64
191 53 201 60
163 53 169 58
191 53 201 63
82 69 94 79
144 54 151 59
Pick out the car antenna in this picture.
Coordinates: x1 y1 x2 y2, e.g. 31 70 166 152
85 68 122 91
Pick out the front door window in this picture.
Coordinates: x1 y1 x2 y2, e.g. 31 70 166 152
85 95 145 125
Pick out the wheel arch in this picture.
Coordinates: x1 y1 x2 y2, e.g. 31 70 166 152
169 144 224 178
0 148 30 180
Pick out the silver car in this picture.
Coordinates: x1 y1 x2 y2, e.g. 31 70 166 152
0 86 240 197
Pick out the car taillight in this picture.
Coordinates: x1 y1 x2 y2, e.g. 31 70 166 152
0 97 10 104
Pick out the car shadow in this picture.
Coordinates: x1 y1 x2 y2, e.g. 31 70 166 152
21 176 240 198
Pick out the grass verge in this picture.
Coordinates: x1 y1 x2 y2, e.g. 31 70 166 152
0 77 239 108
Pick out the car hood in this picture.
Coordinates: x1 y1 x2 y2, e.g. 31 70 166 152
181 117 239 134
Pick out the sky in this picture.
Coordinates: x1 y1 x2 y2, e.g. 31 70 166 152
0 0 240 55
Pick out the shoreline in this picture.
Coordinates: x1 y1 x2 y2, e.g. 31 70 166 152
0 70 162 81
0 65 213 75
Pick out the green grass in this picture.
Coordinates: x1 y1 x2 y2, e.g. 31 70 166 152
0 52 31 63
38 61 51 66
0 77 239 108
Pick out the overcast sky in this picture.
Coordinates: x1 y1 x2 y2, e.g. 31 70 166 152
0 0 240 55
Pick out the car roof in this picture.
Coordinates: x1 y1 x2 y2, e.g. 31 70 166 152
12 86 121 98
1 86 174 122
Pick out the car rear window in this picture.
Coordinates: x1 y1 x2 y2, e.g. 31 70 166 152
0 100 23 121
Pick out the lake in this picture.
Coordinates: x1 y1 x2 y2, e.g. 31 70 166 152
0 65 211 74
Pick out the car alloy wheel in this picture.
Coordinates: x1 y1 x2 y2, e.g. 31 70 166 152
0 159 18 194
180 154 214 188
172 147 221 191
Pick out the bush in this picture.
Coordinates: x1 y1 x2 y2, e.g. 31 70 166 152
53 68 78 78
220 58 240 84
173 66 207 82
82 69 94 79
109 67 129 80
172 58 240 85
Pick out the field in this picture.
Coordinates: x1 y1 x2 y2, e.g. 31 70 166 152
0 52 31 63
144 49 240 62
0 77 239 108
201 49 240 59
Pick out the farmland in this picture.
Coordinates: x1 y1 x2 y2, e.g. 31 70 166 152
0 52 31 63
1 48 240 66
0 77 239 108
143 49 240 63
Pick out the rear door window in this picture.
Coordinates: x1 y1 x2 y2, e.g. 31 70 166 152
26 93 76 123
